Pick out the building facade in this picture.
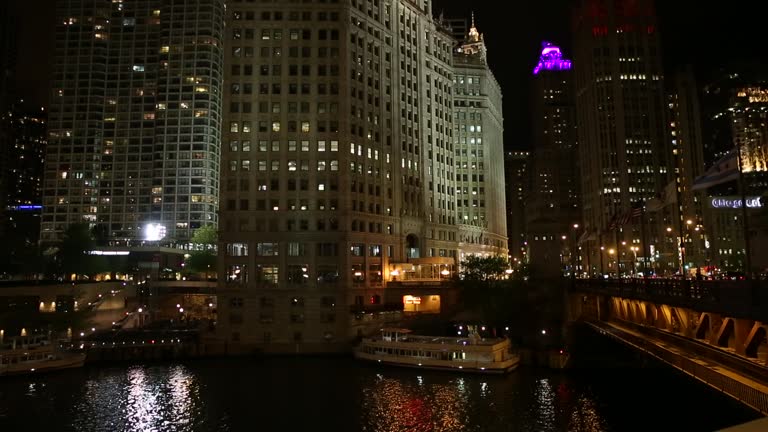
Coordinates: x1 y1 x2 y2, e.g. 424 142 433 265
667 67 707 272
504 150 529 265
5 104 47 207
453 17 507 260
526 42 580 278
217 1 505 351
41 0 225 245
0 2 16 234
573 0 674 276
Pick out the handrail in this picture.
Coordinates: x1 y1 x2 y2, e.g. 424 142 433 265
588 322 768 415
572 278 768 321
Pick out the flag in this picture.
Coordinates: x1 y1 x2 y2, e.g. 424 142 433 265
692 149 740 191
646 180 678 212
663 180 678 205
613 205 643 228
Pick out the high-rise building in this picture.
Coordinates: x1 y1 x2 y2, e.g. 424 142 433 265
504 150 529 265
667 67 707 271
696 70 768 273
700 63 768 168
453 16 507 259
217 2 504 352
572 0 674 276
526 42 580 278
0 2 16 232
6 103 47 207
41 0 225 245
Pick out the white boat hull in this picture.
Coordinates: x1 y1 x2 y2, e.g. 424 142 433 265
355 350 520 374
0 353 86 377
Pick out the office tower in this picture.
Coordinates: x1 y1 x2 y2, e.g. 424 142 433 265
41 0 225 245
217 0 500 351
696 70 768 273
453 16 508 259
0 2 16 231
6 104 47 207
667 67 707 271
526 42 580 278
573 0 673 276
700 64 768 168
504 151 529 265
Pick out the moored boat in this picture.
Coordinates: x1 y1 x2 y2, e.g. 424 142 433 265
0 334 86 377
354 328 520 374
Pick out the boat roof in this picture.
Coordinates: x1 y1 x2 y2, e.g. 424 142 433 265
380 328 412 334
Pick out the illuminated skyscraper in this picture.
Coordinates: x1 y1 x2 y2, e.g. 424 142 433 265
453 16 508 259
217 2 504 351
573 0 673 275
41 0 225 245
526 42 580 278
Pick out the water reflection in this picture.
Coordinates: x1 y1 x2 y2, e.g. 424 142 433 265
71 365 203 432
359 371 613 432
0 357 758 432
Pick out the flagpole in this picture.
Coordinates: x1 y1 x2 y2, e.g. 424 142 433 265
615 226 621 279
640 204 649 279
599 232 604 277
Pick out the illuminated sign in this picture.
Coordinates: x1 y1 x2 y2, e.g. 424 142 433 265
710 196 763 209
737 87 768 103
403 295 422 305
7 205 42 211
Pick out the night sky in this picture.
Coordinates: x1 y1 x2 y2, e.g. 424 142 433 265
10 0 768 150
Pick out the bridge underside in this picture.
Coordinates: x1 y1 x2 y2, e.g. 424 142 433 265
569 293 768 364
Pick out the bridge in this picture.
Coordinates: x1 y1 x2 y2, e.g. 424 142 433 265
569 277 768 416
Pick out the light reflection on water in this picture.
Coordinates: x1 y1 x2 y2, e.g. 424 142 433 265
0 357 760 432
70 365 209 432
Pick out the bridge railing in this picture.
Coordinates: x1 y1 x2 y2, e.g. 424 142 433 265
573 278 768 321
597 322 768 415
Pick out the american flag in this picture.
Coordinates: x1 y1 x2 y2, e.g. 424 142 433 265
609 207 643 229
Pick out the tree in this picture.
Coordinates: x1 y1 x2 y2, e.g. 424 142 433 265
57 223 107 279
456 255 517 329
459 255 509 282
190 224 217 250
185 225 218 278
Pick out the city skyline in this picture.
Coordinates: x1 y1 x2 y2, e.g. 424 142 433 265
10 0 768 150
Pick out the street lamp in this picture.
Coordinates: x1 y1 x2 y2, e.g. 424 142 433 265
600 246 605 276
630 246 639 277
608 249 616 278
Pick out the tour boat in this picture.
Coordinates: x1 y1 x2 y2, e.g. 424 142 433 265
0 334 86 376
354 328 520 374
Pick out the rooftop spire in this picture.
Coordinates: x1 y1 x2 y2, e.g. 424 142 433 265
468 11 480 42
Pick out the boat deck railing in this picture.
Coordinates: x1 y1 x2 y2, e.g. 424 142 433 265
368 335 505 347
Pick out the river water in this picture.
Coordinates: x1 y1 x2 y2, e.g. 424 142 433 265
0 334 761 432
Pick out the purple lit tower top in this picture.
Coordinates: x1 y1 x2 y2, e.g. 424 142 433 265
532 42 572 75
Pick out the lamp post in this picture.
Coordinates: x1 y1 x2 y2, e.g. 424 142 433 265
600 246 605 277
608 248 616 277
630 246 639 277
572 224 579 280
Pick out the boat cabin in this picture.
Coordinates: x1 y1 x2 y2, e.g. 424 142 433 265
380 328 412 342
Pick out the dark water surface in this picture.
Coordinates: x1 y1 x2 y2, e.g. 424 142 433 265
0 351 761 432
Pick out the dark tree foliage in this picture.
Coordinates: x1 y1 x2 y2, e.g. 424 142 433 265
56 223 108 278
185 225 217 277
